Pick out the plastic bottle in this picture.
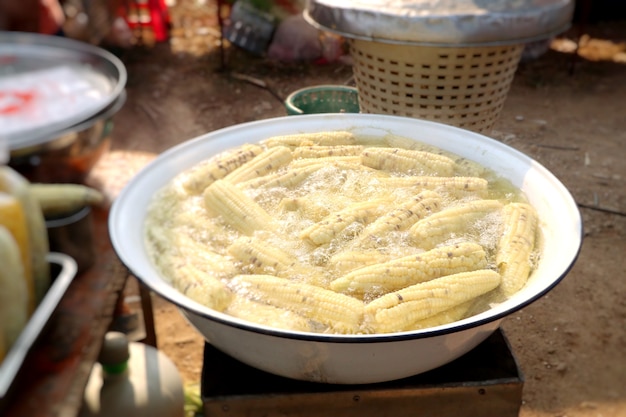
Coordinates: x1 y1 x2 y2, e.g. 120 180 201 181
79 331 185 417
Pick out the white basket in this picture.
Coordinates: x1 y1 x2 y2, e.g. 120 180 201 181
349 39 524 133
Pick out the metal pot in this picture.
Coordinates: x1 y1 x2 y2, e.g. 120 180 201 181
8 90 126 184
1 31 127 183
108 114 582 384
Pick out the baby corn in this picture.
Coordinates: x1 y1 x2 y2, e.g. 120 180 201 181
224 146 293 184
453 157 488 177
366 134 487 178
261 131 358 148
227 236 295 275
361 147 456 177
231 274 364 333
365 269 501 333
356 190 442 246
409 199 503 249
178 264 233 311
378 176 489 194
172 233 238 277
178 144 263 193
225 295 313 332
383 134 421 150
293 145 364 158
404 300 475 331
203 179 275 235
328 249 390 274
300 199 387 245
144 131 543 336
496 202 539 297
238 163 324 190
279 192 353 223
289 156 361 169
330 242 488 298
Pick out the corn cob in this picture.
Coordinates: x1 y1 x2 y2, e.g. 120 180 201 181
237 163 324 190
288 156 362 169
203 179 275 235
409 199 504 249
392 136 458 159
383 134 421 150
0 166 50 307
365 269 501 333
496 202 539 297
328 249 390 274
378 176 489 195
361 147 456 177
178 144 263 194
453 157 488 177
231 274 364 333
227 236 295 275
356 190 442 246
333 161 390 177
146 225 239 289
279 195 345 222
29 183 104 217
330 242 488 298
171 233 238 277
380 136 488 177
261 131 358 148
177 263 232 311
300 199 387 245
161 198 235 250
293 145 365 158
403 300 474 331
223 146 293 184
291 160 390 193
0 225 29 352
225 295 313 332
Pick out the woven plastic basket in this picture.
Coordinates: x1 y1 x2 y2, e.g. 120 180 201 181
349 39 524 133
285 85 360 115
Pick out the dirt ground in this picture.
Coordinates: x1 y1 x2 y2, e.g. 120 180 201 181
101 3 625 417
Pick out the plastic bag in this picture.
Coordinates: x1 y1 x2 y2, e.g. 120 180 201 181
268 14 322 62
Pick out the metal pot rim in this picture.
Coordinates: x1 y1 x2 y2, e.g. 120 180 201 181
304 0 575 46
1 32 127 150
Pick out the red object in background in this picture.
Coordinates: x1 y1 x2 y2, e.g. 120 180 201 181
273 0 302 15
149 0 170 42
38 0 65 35
120 0 170 43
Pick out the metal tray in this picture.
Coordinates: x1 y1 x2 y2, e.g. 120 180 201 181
0 31 127 150
0 253 78 401
305 0 575 46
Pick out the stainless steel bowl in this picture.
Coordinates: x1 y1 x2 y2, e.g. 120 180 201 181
108 114 582 384
0 32 127 148
1 31 127 183
304 0 574 46
8 90 126 183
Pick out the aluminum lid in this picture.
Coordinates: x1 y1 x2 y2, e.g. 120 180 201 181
0 31 127 150
304 0 575 46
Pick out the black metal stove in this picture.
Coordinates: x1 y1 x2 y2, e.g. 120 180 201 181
201 329 523 417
